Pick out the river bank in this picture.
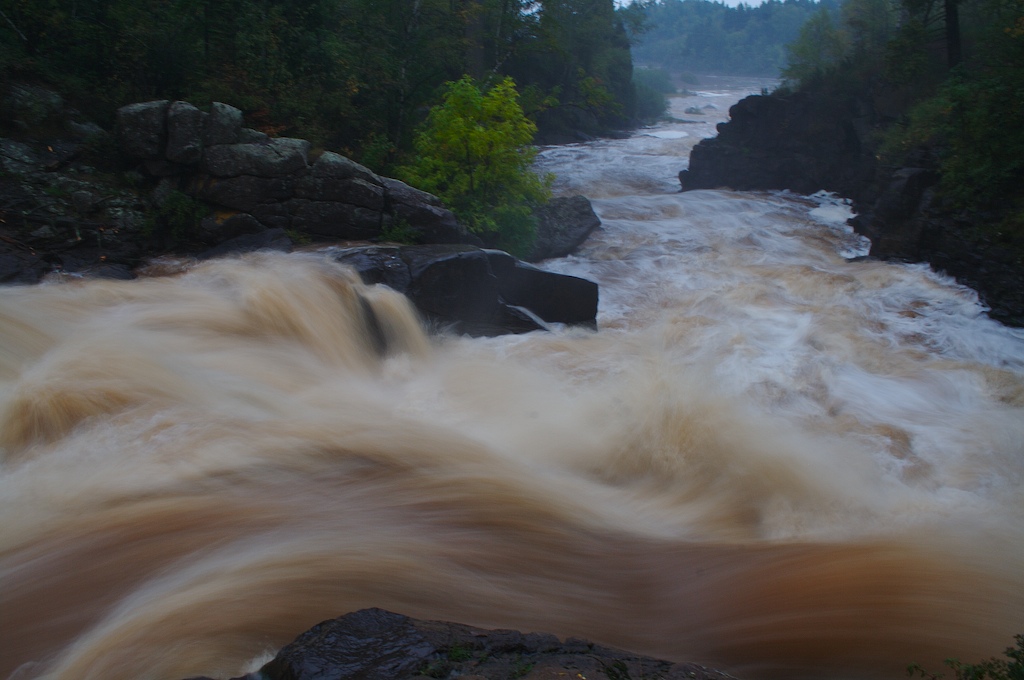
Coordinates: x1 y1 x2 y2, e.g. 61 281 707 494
677 78 1024 327
0 85 602 336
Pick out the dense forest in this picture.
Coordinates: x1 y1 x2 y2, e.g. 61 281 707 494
781 0 1024 254
630 0 838 76
0 0 640 171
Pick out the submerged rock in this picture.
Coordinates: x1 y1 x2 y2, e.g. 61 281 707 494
185 608 737 680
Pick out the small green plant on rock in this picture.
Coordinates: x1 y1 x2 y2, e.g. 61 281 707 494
144 189 207 246
509 654 534 680
398 75 552 258
379 219 419 245
447 642 474 662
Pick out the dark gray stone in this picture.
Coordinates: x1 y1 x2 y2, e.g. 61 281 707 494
291 200 381 239
381 178 475 245
198 211 265 243
250 203 292 230
117 100 171 160
202 138 311 178
486 250 599 326
166 101 205 165
3 84 65 128
261 609 435 680
310 151 382 185
679 90 875 198
527 195 602 261
237 127 269 144
187 609 738 680
295 176 385 211
0 139 40 173
203 102 243 146
331 245 412 292
143 158 186 176
398 244 543 335
195 175 296 212
330 244 598 336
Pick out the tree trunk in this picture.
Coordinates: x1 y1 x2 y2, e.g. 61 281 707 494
944 0 961 67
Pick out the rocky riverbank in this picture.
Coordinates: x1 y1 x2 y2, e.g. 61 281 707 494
678 85 1024 327
0 86 602 335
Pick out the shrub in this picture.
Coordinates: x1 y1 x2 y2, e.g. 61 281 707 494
398 75 552 257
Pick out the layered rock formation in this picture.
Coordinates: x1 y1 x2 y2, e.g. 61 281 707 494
679 89 877 200
1 91 604 334
116 100 475 247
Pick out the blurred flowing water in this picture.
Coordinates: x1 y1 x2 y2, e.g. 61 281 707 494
2 77 1023 680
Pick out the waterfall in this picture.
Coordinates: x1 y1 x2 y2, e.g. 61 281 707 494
2 77 1022 680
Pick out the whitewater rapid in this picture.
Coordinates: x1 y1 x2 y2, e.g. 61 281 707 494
2 77 1022 680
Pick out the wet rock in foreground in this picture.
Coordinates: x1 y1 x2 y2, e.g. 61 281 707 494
186 608 737 680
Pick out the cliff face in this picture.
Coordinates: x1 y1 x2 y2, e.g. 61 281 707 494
680 88 1024 327
679 89 878 201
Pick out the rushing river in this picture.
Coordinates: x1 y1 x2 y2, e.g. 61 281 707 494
2 77 1023 680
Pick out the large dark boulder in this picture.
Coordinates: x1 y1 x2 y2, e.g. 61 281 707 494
679 90 876 200
331 244 599 336
527 195 601 261
113 100 476 251
184 608 736 680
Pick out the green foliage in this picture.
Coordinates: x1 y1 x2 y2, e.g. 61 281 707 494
633 66 675 94
507 0 637 136
398 76 552 257
879 2 1024 217
908 634 1024 680
379 219 419 245
145 190 207 246
509 654 535 679
852 0 1024 244
632 66 671 122
781 6 848 83
884 18 934 85
3 0 640 156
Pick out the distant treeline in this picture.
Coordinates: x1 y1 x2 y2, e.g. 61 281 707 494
0 0 640 170
630 0 839 76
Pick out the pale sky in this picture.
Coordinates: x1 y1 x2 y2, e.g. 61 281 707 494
616 0 767 7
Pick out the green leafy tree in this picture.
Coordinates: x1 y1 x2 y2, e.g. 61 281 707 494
781 6 848 83
398 75 552 256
